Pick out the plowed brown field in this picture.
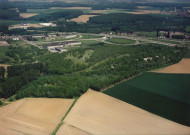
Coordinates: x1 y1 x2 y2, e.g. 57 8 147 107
0 98 74 135
20 13 38 18
70 15 98 23
155 58 190 74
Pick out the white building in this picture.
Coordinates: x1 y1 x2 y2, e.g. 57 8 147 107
39 23 56 27
44 41 81 51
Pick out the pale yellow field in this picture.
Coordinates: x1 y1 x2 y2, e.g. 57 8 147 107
70 15 98 23
0 98 74 135
126 10 162 14
155 58 190 74
57 90 189 135
20 13 38 18
70 15 97 23
51 7 92 10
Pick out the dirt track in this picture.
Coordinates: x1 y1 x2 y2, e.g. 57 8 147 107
57 90 189 135
155 58 190 74
0 98 74 135
0 64 10 69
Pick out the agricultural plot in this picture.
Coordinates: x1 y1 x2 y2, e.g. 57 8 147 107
51 7 92 10
104 72 190 126
136 31 157 37
0 98 74 135
57 90 189 135
70 15 98 23
126 10 163 14
155 58 190 74
106 38 136 44
20 13 38 18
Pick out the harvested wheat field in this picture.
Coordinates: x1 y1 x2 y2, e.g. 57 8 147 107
20 13 38 18
0 98 74 135
57 89 189 135
70 15 98 23
155 58 190 74
127 10 162 14
51 7 92 10
0 64 10 69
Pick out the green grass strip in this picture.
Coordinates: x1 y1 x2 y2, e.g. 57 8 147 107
51 98 78 135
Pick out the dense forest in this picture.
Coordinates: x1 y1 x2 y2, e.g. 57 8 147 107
0 43 187 100
36 13 190 34
29 10 83 22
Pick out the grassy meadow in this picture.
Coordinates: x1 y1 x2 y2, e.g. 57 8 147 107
104 72 190 126
106 38 136 44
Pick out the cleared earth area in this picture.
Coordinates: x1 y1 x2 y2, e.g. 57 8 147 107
57 90 189 135
70 15 98 23
155 58 190 74
0 98 74 135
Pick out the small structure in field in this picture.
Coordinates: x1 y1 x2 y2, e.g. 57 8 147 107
55 47 68 53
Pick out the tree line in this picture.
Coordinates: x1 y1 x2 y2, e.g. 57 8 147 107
0 63 46 98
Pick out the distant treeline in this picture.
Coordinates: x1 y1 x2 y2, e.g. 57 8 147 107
1 0 190 12
29 10 83 22
36 13 190 34
0 63 46 98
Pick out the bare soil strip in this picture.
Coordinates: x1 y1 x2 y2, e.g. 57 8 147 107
57 89 189 135
70 15 98 23
0 98 74 135
0 64 10 69
154 58 190 74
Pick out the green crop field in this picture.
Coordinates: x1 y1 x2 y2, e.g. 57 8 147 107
184 49 190 58
81 34 103 39
104 72 190 126
106 38 136 44
136 31 157 37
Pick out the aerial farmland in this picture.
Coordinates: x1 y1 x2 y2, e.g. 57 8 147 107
0 0 190 134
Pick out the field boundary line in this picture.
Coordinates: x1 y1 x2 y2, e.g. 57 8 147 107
51 98 78 135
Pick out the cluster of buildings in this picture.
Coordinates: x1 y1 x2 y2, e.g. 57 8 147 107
0 36 22 46
0 36 21 41
31 34 77 41
158 31 190 39
9 23 57 30
43 41 81 53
